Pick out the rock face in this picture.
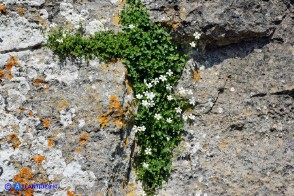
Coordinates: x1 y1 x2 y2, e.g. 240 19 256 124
0 1 136 195
0 0 293 195
142 0 290 46
141 0 294 195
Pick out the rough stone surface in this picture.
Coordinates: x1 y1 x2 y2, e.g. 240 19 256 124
0 1 136 195
0 0 293 195
142 0 290 46
146 0 294 195
0 48 136 195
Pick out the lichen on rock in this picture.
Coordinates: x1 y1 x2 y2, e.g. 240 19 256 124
0 0 293 195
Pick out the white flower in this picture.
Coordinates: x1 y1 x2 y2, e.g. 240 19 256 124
187 89 193 95
166 69 173 76
188 114 196 120
166 118 172 123
149 100 155 107
166 84 172 91
193 31 201 40
182 114 188 121
142 100 149 108
175 107 182 113
190 41 196 47
136 94 143 99
146 83 153 88
167 95 173 101
129 24 135 29
151 78 159 85
159 75 167 82
143 163 149 168
134 125 146 132
56 38 63 43
189 97 196 105
179 87 186 95
166 137 170 141
139 126 146 132
145 148 152 155
146 92 156 100
62 33 67 38
144 79 147 84
49 23 57 28
154 113 162 120
132 125 138 133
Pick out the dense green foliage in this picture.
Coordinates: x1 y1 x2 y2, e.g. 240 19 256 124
46 0 193 194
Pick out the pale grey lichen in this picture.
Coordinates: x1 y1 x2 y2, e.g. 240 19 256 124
59 108 76 127
60 161 96 191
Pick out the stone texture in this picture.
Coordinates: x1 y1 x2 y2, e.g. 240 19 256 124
142 0 290 46
149 0 294 195
0 1 136 195
0 0 293 195
0 48 136 195
163 41 294 196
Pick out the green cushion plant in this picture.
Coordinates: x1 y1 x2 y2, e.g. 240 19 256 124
46 0 198 195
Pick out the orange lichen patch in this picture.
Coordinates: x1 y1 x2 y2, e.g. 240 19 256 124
111 12 120 26
123 137 128 148
113 118 125 128
17 7 25 15
98 114 110 128
48 137 55 147
13 167 34 196
33 78 47 87
109 95 123 113
14 168 33 182
193 70 201 82
98 95 136 128
0 70 5 78
219 141 229 148
5 56 19 71
67 190 74 196
117 0 126 9
126 190 136 196
7 73 14 80
172 21 180 29
0 5 7 14
29 111 34 117
128 182 135 188
67 189 81 196
57 100 70 111
7 133 21 149
42 119 50 128
75 147 82 153
32 154 45 165
79 132 90 145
